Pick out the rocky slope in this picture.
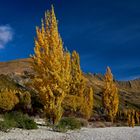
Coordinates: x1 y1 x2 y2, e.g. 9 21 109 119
86 73 140 110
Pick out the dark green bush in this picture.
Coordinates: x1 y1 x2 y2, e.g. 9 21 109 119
17 117 37 130
0 113 18 132
0 121 10 132
4 112 37 130
54 117 81 132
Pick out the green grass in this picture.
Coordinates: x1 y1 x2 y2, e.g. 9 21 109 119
3 111 38 131
53 117 81 132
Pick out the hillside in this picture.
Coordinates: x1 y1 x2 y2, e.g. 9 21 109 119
0 58 33 75
86 73 140 110
0 58 140 111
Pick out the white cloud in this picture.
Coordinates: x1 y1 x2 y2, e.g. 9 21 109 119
0 25 13 49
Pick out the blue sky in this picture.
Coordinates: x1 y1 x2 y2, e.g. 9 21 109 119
0 0 140 80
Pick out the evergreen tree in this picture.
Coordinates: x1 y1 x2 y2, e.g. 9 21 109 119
102 67 119 122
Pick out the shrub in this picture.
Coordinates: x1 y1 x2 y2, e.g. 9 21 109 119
18 117 37 130
54 117 81 132
0 121 11 132
0 116 17 132
77 118 88 127
17 116 37 130
4 112 37 130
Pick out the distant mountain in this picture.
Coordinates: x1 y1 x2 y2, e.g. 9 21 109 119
0 58 140 110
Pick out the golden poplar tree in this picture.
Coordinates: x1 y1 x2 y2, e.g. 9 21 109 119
131 110 135 128
32 6 71 124
102 67 119 122
127 109 135 127
64 51 93 119
80 87 94 119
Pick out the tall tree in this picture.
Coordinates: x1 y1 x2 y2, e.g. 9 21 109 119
80 86 94 119
102 67 119 122
32 6 71 124
64 51 93 119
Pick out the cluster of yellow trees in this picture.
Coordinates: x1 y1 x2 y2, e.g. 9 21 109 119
127 109 136 127
117 109 140 127
0 89 31 112
31 6 121 125
31 6 93 124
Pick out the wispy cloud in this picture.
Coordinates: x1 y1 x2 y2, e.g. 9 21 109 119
0 25 13 49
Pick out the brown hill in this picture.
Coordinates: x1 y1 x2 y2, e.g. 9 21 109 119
0 58 33 75
0 58 140 110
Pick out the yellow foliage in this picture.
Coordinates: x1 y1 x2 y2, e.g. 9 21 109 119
131 110 135 128
64 51 94 119
127 109 136 128
63 95 82 112
127 112 131 127
136 112 140 124
124 109 128 116
31 5 94 123
80 87 94 119
102 67 119 122
0 89 19 111
22 92 31 107
32 6 71 124
17 91 31 109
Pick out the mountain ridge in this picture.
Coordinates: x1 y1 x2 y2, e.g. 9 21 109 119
0 58 139 82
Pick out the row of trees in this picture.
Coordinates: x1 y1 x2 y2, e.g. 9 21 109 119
0 7 135 126
0 6 137 128
31 6 120 124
